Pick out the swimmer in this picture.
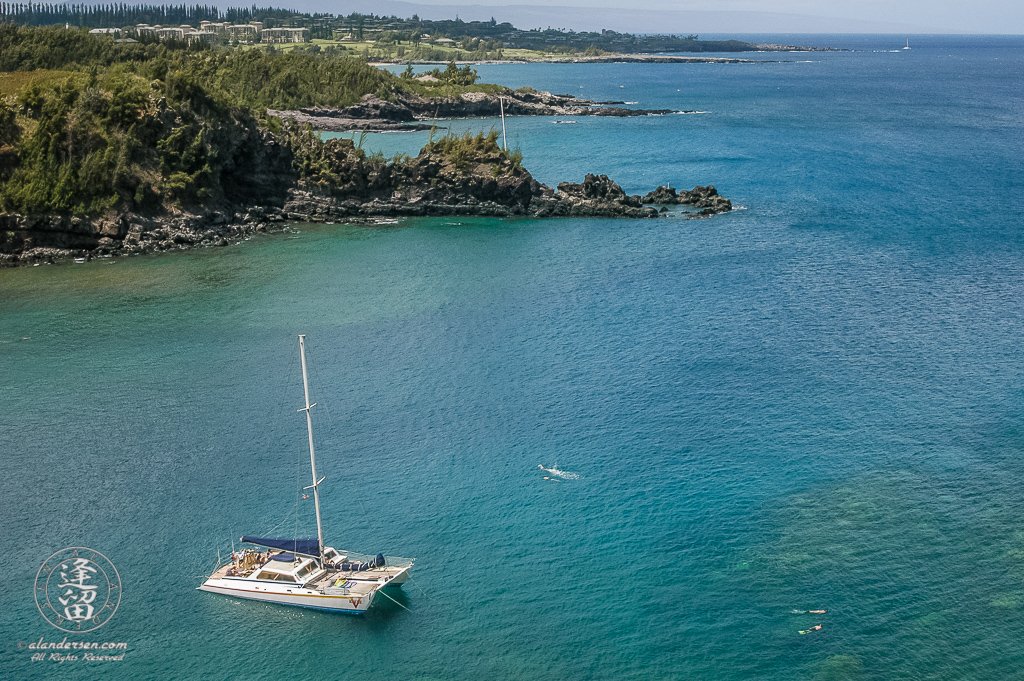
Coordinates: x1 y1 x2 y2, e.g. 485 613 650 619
798 624 823 635
539 463 582 480
791 609 828 614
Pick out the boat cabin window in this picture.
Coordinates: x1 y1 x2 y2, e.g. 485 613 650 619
256 571 297 582
295 563 315 579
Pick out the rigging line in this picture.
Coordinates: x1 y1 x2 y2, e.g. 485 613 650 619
358 497 385 544
298 337 314 544
293 342 303 543
294 425 301 544
305 341 334 458
404 575 432 600
261 502 297 537
206 546 224 575
258 342 304 537
307 341 347 548
376 588 412 612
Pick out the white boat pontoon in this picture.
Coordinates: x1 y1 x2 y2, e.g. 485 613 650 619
198 335 414 614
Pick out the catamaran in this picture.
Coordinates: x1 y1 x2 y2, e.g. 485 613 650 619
198 335 413 614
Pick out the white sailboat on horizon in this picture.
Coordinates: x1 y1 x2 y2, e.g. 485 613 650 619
903 39 911 50
198 335 414 614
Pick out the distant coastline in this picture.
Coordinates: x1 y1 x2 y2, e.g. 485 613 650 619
0 4 841 61
268 88 703 133
369 54 762 67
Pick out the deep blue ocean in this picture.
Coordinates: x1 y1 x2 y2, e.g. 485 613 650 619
2 34 1023 680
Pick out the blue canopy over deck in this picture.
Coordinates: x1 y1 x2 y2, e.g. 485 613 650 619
240 537 321 557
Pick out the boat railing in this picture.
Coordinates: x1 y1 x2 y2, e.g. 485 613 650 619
335 550 415 566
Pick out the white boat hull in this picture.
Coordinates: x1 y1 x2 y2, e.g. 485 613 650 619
198 580 376 613
198 563 412 614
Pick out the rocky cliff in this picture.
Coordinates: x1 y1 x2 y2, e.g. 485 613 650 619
0 132 731 267
280 135 662 221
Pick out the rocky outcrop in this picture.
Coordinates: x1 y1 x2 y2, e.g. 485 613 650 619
642 184 733 215
277 97 435 132
642 185 680 205
269 88 684 132
280 144 660 220
751 44 844 52
547 174 651 217
0 138 731 267
0 207 286 266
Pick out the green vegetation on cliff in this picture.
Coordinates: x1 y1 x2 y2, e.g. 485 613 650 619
290 127 527 201
0 24 506 217
0 63 284 215
0 25 403 108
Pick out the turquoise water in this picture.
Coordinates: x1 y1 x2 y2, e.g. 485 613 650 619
2 35 1024 680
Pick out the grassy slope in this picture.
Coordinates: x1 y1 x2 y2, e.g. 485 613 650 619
0 69 88 97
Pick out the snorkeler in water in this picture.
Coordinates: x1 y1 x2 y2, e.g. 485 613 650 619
799 624 823 635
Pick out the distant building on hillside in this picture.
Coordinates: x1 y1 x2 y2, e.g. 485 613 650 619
89 27 121 37
186 31 216 44
199 21 229 34
131 20 264 43
155 27 185 41
262 27 308 44
228 24 259 41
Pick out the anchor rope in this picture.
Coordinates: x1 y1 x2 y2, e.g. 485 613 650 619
404 575 431 600
376 588 412 611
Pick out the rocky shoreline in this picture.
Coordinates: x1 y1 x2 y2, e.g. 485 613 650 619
0 182 731 268
269 88 688 132
1 122 734 268
0 137 732 268
367 46 840 68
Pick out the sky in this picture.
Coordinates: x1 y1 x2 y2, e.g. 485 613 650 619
317 0 1024 34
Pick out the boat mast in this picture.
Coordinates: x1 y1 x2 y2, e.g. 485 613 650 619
298 335 326 568
499 97 507 151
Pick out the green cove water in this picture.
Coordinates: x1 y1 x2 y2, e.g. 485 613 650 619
2 35 1024 680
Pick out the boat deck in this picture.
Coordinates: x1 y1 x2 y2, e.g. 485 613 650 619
206 561 409 592
209 563 233 579
308 564 409 589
